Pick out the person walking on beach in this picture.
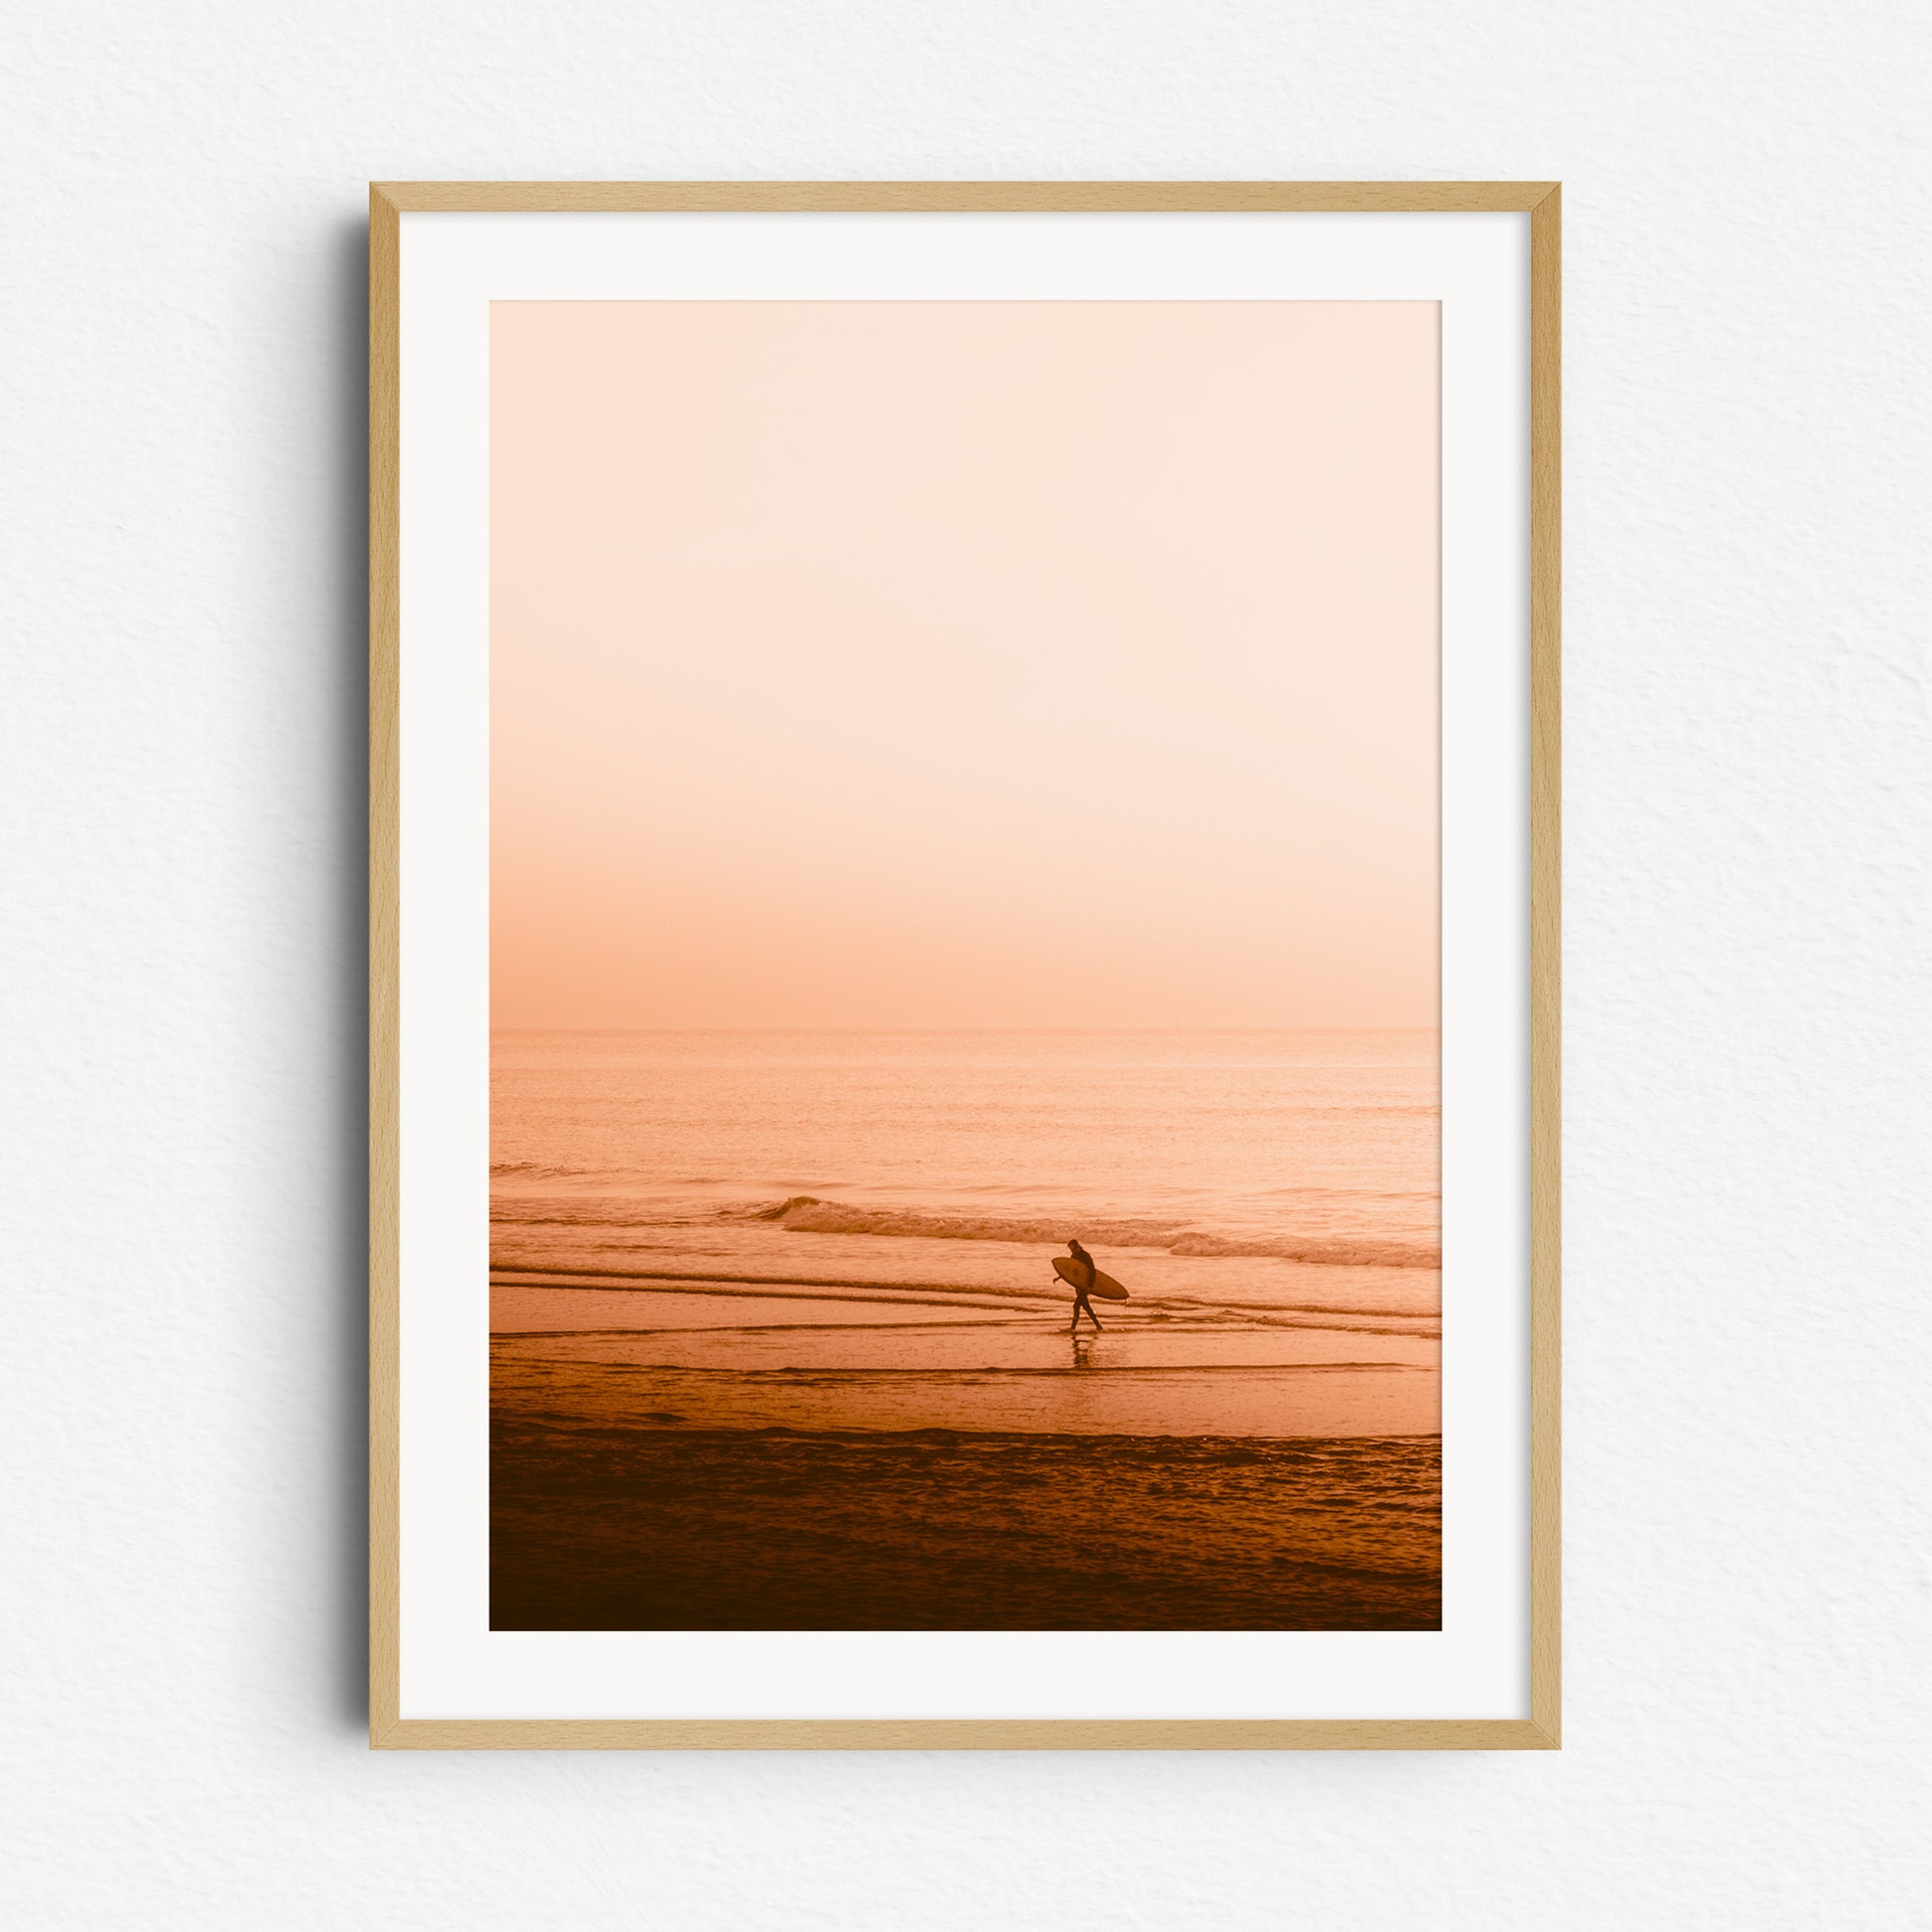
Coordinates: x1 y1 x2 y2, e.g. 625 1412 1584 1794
1064 1238 1104 1335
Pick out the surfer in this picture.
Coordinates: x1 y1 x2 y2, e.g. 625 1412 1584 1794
1064 1239 1104 1334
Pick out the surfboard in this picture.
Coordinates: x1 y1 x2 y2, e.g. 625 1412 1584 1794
1052 1255 1129 1301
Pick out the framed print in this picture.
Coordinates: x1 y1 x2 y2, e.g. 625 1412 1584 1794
369 181 1561 1749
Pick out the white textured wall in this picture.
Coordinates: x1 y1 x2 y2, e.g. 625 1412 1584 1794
3 3 1927 1925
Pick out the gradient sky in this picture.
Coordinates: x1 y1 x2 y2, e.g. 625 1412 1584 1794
490 300 1439 1029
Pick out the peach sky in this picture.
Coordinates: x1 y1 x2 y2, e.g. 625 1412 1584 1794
490 301 1439 1030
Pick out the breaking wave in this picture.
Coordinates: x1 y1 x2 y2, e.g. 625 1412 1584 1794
734 1196 1437 1270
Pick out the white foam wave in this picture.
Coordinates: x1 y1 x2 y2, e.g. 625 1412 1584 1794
734 1196 1438 1270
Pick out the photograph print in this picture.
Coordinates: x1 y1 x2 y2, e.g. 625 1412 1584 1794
486 297 1442 1633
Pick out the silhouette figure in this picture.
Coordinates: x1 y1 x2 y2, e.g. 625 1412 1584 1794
1064 1238 1104 1334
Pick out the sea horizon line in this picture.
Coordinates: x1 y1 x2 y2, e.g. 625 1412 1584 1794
489 1024 1443 1036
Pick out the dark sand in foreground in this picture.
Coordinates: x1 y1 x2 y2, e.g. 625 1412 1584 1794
490 1277 1440 1631
492 1413 1439 1631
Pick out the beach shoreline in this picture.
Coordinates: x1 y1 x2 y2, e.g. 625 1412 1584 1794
488 1031 1442 1630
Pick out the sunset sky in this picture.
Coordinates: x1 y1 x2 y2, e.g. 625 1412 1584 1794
490 300 1439 1030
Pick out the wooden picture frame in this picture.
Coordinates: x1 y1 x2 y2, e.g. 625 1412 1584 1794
370 181 1560 1749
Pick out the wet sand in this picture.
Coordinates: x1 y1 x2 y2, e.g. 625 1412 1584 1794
490 1277 1440 1629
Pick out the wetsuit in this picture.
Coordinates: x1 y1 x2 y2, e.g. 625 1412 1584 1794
1066 1242 1102 1329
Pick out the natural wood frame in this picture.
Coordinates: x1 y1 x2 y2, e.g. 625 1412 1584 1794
369 180 1561 1750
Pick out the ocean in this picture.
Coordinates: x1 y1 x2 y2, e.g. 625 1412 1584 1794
490 1030 1441 1629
